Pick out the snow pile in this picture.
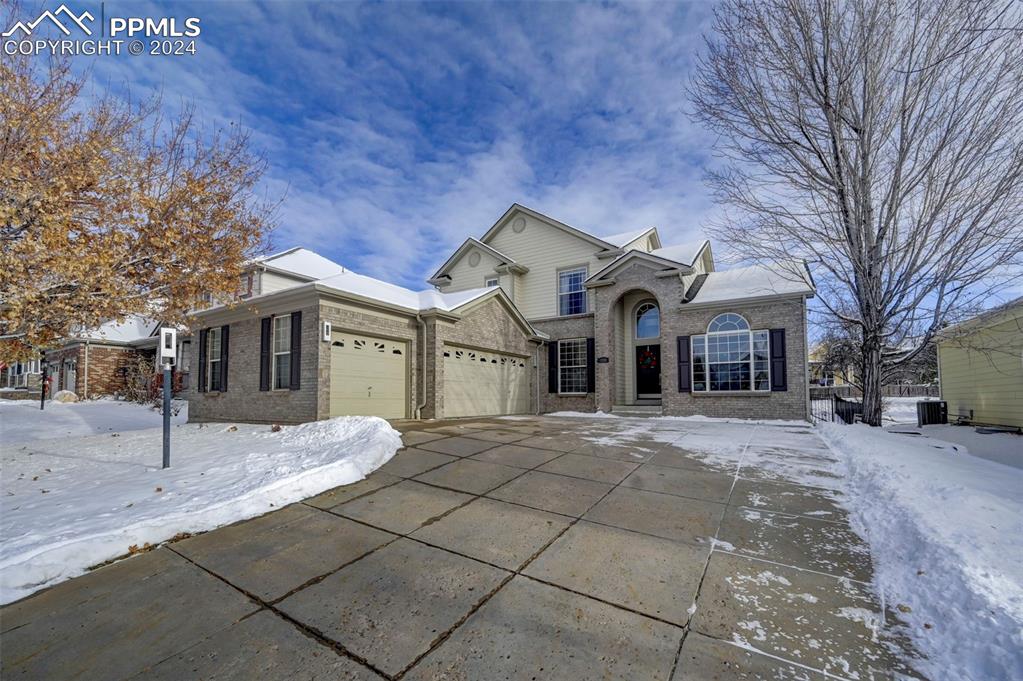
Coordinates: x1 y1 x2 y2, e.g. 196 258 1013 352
1 398 188 444
819 423 1023 680
0 416 400 604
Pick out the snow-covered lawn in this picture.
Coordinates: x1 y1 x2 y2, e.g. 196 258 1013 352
0 404 401 605
882 396 939 424
0 398 188 443
820 423 1023 680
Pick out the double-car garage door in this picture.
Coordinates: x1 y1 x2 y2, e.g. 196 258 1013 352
328 331 530 420
443 345 530 418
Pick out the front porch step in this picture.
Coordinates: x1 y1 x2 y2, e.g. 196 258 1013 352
611 405 664 417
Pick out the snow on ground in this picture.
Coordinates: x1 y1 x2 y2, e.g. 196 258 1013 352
819 422 1023 681
882 396 939 424
0 411 401 605
887 423 1022 470
0 398 188 444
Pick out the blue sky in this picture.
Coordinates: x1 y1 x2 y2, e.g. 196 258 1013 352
69 1 722 289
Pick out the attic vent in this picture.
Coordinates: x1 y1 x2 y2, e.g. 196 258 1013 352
512 216 526 233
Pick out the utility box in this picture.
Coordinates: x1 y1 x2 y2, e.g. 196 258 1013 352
159 328 177 365
917 400 948 427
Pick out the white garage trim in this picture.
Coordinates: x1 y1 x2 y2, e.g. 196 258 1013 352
329 330 409 419
443 344 530 418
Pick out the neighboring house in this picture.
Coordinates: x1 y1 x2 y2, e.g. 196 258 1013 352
0 359 43 397
187 205 815 424
936 298 1022 429
43 316 191 399
187 247 542 424
808 344 855 387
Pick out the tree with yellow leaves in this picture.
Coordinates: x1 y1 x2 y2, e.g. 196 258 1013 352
0 51 275 361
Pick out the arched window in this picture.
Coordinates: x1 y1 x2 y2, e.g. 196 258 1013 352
708 313 749 333
635 302 660 339
691 313 770 392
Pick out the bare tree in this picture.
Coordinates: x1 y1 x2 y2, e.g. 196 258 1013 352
689 0 1023 425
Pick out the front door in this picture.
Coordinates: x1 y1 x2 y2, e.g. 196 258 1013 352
635 344 661 397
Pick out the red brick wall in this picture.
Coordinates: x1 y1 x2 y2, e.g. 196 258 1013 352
44 344 145 398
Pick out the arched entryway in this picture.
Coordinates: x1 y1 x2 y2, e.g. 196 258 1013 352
607 290 662 407
633 300 661 400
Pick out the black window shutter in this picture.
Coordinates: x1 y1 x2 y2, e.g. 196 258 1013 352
677 336 691 392
259 317 271 391
547 341 558 393
289 311 302 390
197 328 208 393
585 338 595 393
219 325 230 392
770 328 787 391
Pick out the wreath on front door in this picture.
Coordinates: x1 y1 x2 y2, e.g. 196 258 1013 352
638 348 658 370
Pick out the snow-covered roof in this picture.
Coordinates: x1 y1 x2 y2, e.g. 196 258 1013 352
314 269 493 312
257 247 345 280
650 240 709 267
689 263 814 305
77 315 157 343
598 228 654 248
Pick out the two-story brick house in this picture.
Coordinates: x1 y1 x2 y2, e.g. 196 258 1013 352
187 204 814 423
428 204 815 420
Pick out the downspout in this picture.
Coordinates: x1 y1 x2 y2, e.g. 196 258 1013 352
415 314 427 419
83 341 89 399
535 342 542 415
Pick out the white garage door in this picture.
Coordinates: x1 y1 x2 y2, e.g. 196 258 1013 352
443 345 530 418
330 331 408 419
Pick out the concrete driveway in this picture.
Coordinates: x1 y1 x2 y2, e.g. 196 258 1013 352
1 416 920 680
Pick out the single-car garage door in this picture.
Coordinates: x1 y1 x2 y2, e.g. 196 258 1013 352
443 345 530 418
330 331 408 419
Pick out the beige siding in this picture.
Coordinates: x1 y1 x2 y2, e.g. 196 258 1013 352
441 247 503 293
939 316 1023 428
486 213 606 319
260 271 311 295
620 233 655 253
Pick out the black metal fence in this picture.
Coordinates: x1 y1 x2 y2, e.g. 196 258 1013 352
809 388 865 424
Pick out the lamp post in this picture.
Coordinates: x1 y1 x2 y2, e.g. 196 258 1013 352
39 349 47 411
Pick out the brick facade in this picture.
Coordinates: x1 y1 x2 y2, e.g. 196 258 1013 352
532 314 597 413
44 344 142 398
584 260 810 421
187 301 321 424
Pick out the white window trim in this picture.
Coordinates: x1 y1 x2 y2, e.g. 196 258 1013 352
556 265 589 317
484 276 499 288
207 328 222 392
691 316 771 393
557 338 589 395
271 315 291 390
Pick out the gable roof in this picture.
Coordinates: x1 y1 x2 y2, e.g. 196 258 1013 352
598 227 659 248
480 204 623 251
429 238 519 281
256 247 346 280
586 248 695 283
650 239 710 267
684 263 815 306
